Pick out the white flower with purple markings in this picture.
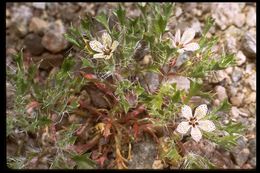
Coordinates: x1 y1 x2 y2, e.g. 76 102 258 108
169 28 200 54
176 104 216 142
88 32 119 60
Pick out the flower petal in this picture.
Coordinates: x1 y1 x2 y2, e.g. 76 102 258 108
198 120 216 132
181 105 193 120
176 122 191 134
89 40 103 53
183 43 200 52
181 28 195 45
194 104 208 120
93 53 106 59
104 54 113 60
111 41 119 52
191 126 202 142
102 32 112 48
175 29 181 44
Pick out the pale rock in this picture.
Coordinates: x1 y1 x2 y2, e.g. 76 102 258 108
230 93 244 107
233 148 250 166
209 70 229 83
29 17 48 33
245 63 255 74
211 3 245 30
245 73 256 91
215 85 227 101
191 19 202 36
228 85 238 97
224 67 233 75
11 5 33 37
175 6 183 17
241 32 256 59
165 75 190 92
245 7 256 27
231 67 243 82
225 36 237 53
41 20 69 53
32 2 46 10
235 51 246 66
244 92 256 104
230 106 240 118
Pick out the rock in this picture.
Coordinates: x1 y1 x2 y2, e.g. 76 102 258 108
225 36 237 53
245 73 256 91
224 67 233 75
231 67 243 82
245 63 255 74
243 92 256 104
209 70 229 84
248 157 256 167
245 7 256 27
128 136 157 169
211 3 245 30
164 75 190 92
191 19 202 36
24 33 45 56
11 5 33 37
235 51 246 66
41 20 69 53
29 17 49 33
140 72 160 93
241 33 256 59
175 6 183 18
214 85 227 101
152 160 164 169
32 52 64 70
230 93 244 107
228 85 238 97
248 139 256 158
230 107 248 118
32 2 46 10
232 148 250 167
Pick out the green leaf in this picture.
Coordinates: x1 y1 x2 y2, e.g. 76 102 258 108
81 57 93 67
95 12 110 32
181 153 216 169
171 90 181 103
61 57 76 73
114 4 126 26
72 153 97 169
64 33 81 48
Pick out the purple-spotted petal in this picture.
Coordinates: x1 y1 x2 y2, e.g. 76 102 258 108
198 120 215 132
93 53 106 59
102 32 112 48
181 28 195 45
89 40 103 53
191 126 202 142
183 43 200 52
181 105 193 120
176 122 191 134
194 104 208 120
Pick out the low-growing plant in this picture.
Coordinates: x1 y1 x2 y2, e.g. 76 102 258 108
7 3 244 169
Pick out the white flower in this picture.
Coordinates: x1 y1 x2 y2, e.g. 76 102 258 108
88 32 119 59
169 28 200 54
176 104 216 142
